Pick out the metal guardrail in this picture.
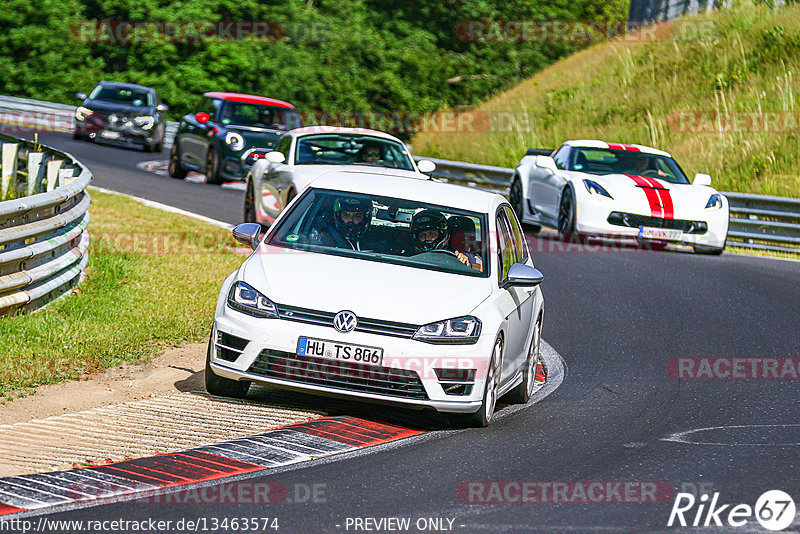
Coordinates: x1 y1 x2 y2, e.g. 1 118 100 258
0 133 91 315
413 155 800 254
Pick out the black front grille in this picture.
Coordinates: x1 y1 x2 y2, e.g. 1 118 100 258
276 304 419 339
247 349 429 400
215 331 249 362
607 212 708 234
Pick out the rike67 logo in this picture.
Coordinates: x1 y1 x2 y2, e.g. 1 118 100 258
668 490 796 531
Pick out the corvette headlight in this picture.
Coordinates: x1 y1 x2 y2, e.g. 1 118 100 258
705 194 723 209
583 179 613 198
75 106 93 121
134 115 155 130
227 281 278 318
413 316 481 344
225 132 245 151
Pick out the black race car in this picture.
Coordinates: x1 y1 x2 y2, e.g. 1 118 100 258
74 81 168 152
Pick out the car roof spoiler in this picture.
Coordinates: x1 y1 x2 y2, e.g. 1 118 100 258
526 148 553 157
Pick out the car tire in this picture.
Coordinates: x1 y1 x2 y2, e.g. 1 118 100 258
205 147 224 185
73 130 83 141
693 243 725 255
510 177 541 234
205 337 250 398
153 141 163 153
168 143 188 179
507 316 542 404
557 186 581 242
448 335 502 428
244 179 258 224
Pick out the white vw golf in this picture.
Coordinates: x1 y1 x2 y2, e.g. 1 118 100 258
208 170 545 426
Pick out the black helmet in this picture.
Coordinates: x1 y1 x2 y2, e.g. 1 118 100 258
411 209 449 252
333 197 372 239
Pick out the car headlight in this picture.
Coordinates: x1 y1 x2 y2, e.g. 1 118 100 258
583 179 613 199
134 116 155 130
227 281 278 318
75 106 93 121
705 194 723 209
225 132 245 151
413 316 482 344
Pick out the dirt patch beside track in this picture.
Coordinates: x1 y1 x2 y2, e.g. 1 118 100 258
0 343 209 426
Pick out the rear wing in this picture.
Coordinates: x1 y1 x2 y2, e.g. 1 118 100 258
525 148 553 157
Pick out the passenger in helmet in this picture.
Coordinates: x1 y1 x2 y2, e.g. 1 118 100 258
408 210 483 271
309 195 376 251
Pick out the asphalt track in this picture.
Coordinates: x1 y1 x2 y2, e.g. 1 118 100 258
8 131 800 532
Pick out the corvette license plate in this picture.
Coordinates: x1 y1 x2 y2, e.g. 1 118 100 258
100 130 121 140
638 227 682 241
297 337 383 366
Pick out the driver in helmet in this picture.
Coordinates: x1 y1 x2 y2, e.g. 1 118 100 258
409 210 482 271
309 195 375 251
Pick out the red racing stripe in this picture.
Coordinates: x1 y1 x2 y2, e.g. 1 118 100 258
607 143 624 150
627 175 663 217
623 144 640 152
641 176 674 219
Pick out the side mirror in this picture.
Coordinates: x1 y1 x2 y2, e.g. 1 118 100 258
417 160 436 173
232 223 262 251
156 103 169 112
195 112 211 124
693 173 712 186
535 155 558 173
501 263 544 289
266 151 286 164
75 92 87 100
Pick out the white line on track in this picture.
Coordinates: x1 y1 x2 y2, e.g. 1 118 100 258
88 186 234 230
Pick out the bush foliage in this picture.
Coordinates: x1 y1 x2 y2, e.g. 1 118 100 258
0 0 627 126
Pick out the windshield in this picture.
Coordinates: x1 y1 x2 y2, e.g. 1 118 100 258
89 85 153 107
572 148 690 184
294 134 415 171
268 189 488 277
218 101 301 130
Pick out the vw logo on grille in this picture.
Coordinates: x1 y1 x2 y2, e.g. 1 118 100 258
333 311 357 333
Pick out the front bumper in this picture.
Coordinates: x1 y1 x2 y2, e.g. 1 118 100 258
575 197 729 248
210 305 493 413
76 121 156 146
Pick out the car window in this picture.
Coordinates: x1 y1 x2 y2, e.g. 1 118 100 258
553 146 570 170
503 205 528 263
496 211 515 282
294 134 414 170
572 148 690 184
89 85 153 107
268 188 488 278
219 101 292 130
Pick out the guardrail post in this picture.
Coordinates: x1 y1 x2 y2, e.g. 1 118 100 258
1 142 19 198
26 151 43 196
46 158 63 192
59 168 75 187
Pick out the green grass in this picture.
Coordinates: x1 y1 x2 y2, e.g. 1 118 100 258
0 189 245 400
412 2 800 198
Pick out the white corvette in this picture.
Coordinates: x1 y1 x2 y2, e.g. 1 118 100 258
209 170 545 427
511 140 729 254
243 126 436 227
